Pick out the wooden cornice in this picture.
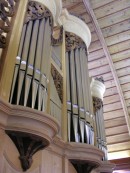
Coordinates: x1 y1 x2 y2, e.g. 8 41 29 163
83 0 130 134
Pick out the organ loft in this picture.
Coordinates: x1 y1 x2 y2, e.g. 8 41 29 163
0 0 114 173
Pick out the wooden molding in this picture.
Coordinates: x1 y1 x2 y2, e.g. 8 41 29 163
0 98 60 143
110 157 130 171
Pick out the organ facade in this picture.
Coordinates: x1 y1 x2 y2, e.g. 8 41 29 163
0 0 114 172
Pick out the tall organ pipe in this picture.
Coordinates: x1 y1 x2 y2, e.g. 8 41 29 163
75 48 85 143
17 21 33 105
24 20 39 107
65 33 94 144
10 2 53 113
91 78 108 160
66 52 72 142
70 49 79 142
10 23 27 104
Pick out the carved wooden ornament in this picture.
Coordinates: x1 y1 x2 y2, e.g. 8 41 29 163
65 32 86 52
93 97 103 112
51 64 63 103
25 1 53 25
51 26 63 46
0 0 19 48
6 131 48 171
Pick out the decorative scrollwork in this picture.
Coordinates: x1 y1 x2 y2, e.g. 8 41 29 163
93 97 103 112
25 1 53 26
6 131 48 172
51 26 63 46
0 30 6 48
51 65 63 103
65 32 86 52
0 0 19 48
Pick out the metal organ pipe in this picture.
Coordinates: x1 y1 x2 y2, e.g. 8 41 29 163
95 109 101 148
70 49 79 142
91 78 108 160
17 21 33 105
66 52 71 142
75 48 85 143
10 2 53 113
33 18 46 111
79 48 88 113
83 49 95 145
75 49 84 117
65 33 95 145
9 23 27 104
25 20 39 107
100 105 108 160
39 18 51 112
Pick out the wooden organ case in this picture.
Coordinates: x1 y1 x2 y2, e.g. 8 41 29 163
0 1 114 173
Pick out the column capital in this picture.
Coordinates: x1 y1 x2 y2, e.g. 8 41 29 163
60 9 91 49
91 77 106 101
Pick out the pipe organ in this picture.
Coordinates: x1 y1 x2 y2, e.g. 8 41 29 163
65 32 94 144
10 1 53 113
0 1 114 172
91 77 108 161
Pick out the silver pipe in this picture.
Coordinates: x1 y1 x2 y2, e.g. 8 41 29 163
79 48 88 114
20 21 33 70
17 21 33 105
70 49 78 112
27 20 39 76
70 49 79 142
34 18 46 80
32 18 46 109
81 48 90 113
40 18 52 111
66 52 71 111
41 18 51 80
17 24 27 64
75 48 84 118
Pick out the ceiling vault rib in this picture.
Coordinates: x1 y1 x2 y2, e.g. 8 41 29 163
83 0 130 134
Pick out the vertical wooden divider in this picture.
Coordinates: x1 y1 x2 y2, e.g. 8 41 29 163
46 47 52 114
0 0 28 101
